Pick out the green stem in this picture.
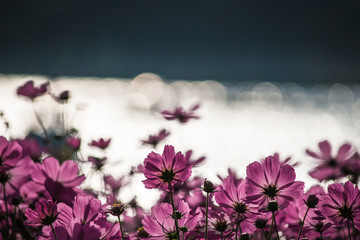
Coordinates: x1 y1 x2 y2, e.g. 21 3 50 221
118 215 125 240
297 207 310 240
352 220 356 240
262 229 267 240
168 183 180 240
272 211 280 240
320 231 323 240
50 223 58 240
3 183 9 240
220 231 223 240
205 192 209 240
267 216 274 240
347 219 352 240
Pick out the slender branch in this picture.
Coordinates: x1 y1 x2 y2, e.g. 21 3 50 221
352 220 356 240
205 192 209 240
50 223 58 240
347 219 352 240
118 215 125 240
297 207 310 240
10 205 18 240
3 183 9 240
32 102 48 141
220 231 223 240
168 182 180 240
267 216 274 240
235 213 240 240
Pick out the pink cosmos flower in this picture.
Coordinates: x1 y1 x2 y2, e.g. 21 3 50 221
306 140 353 181
215 176 257 234
161 103 200 123
142 200 200 239
320 181 360 227
141 129 170 148
31 157 85 204
142 145 192 191
25 198 58 227
0 136 22 171
89 138 111 150
88 156 107 171
16 80 49 100
246 155 304 211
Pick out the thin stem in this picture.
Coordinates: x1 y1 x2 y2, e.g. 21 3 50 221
10 205 18 240
272 211 280 240
267 217 274 240
168 183 180 240
297 207 310 240
117 215 125 240
235 213 240 240
32 102 48 141
221 232 223 240
352 220 356 240
3 183 9 240
50 223 58 240
347 219 352 240
262 229 267 240
205 192 209 240
320 231 323 240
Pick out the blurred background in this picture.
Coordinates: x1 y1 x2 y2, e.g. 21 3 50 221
1 1 360 207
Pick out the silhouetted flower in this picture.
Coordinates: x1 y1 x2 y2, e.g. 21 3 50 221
161 103 200 123
141 129 170 148
17 80 49 100
89 138 111 150
25 198 58 227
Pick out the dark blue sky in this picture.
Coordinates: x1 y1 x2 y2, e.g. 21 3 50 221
1 1 360 83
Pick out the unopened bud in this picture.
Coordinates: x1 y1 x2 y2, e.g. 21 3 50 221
305 194 319 208
255 219 267 229
203 179 216 193
267 200 279 212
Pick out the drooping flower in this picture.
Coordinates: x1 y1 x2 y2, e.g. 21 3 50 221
16 80 49 100
141 129 170 148
161 103 200 123
142 200 200 239
320 181 360 227
142 145 192 191
246 155 304 211
0 136 22 171
25 198 58 227
89 138 111 150
306 140 353 181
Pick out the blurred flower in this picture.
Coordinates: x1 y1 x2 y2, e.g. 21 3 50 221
161 103 200 123
89 138 111 150
0 136 22 171
142 145 192 191
246 155 304 211
141 129 170 148
16 80 49 100
306 140 353 181
66 136 81 151
25 198 58 227
88 156 107 171
51 90 70 103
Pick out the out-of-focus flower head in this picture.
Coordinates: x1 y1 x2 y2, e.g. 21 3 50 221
51 90 70 103
0 136 22 172
161 103 200 124
185 149 206 167
142 145 192 191
246 154 304 211
16 80 49 101
141 128 170 148
88 156 107 171
65 136 81 151
89 138 111 150
306 140 353 182
17 137 43 162
25 198 58 227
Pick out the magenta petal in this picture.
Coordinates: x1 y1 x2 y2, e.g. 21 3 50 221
58 160 81 184
336 143 352 160
319 140 331 159
162 145 175 169
42 157 61 180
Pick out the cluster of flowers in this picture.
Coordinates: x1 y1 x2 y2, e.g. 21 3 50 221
0 80 359 240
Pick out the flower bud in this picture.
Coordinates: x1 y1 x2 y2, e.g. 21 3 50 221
267 200 279 212
202 179 216 193
255 219 267 229
305 194 319 208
